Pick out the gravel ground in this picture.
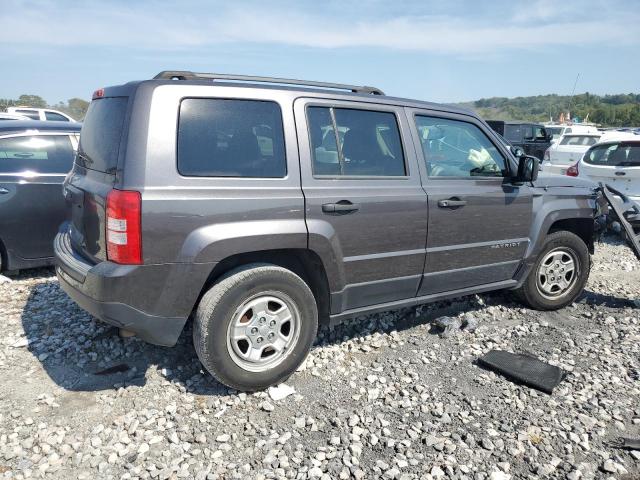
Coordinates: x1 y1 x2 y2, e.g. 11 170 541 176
1 235 639 480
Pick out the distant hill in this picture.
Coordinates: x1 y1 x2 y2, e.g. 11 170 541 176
458 93 640 127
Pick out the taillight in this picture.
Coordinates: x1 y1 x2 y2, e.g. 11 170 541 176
92 88 104 99
566 163 579 177
106 189 142 264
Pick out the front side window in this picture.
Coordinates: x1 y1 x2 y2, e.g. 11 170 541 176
585 142 640 167
534 126 547 140
415 116 508 178
178 98 286 178
45 111 69 122
307 107 405 176
0 135 74 174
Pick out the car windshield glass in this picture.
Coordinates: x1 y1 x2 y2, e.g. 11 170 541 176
560 135 600 146
584 142 640 167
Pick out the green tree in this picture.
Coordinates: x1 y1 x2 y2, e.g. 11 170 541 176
16 94 47 108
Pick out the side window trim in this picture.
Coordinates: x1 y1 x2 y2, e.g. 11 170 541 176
305 103 410 180
409 110 514 181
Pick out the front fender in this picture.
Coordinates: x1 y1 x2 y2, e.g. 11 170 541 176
526 187 597 259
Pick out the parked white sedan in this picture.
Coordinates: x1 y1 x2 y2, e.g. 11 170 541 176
542 133 601 175
568 133 640 202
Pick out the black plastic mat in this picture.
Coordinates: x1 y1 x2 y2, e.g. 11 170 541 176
478 350 567 394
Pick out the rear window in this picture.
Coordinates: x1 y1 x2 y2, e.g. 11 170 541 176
77 97 128 173
584 142 640 167
0 135 74 174
560 135 600 146
177 98 286 178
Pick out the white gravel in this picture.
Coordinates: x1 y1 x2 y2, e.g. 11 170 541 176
0 234 639 479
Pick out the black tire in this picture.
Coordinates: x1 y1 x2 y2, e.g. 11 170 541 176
193 263 318 391
515 231 590 310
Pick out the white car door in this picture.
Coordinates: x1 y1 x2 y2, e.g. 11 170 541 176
580 140 640 200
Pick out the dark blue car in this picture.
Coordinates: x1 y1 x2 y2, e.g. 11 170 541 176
0 120 81 271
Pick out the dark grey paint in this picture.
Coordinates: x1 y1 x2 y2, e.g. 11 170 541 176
0 127 80 271
56 79 599 346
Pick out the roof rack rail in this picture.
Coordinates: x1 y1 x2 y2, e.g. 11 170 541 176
153 71 385 95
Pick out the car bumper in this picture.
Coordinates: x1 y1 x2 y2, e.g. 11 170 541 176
54 229 214 346
541 163 572 176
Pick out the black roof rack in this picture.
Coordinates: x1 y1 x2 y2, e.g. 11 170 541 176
153 70 385 95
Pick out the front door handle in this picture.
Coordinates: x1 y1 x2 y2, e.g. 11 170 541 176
0 187 9 194
438 198 467 208
322 201 360 214
615 171 626 176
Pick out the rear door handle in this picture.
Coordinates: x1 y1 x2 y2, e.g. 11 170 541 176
322 201 360 213
438 198 467 208
0 187 9 194
615 171 626 176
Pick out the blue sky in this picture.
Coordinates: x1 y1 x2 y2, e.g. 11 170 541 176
1 0 639 104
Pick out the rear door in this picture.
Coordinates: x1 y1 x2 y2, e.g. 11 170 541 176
295 98 428 312
408 109 533 295
581 141 640 198
0 133 75 262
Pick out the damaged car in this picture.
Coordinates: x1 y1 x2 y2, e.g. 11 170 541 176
55 71 625 390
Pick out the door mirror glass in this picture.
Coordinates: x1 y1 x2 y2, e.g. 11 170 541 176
517 155 539 182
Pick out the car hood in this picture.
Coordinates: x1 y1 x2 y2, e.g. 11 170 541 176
532 175 597 190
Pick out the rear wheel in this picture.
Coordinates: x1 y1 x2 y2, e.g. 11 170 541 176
193 263 318 391
515 231 590 310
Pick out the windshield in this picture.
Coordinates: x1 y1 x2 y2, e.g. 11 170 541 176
584 142 640 167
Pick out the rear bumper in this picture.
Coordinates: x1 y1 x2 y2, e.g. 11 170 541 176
54 228 214 346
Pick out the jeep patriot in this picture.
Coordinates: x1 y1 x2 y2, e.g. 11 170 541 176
55 71 601 390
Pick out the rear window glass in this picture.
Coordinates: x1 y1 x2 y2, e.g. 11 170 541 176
177 98 286 178
560 135 600 146
0 135 74 174
584 142 640 167
77 97 128 173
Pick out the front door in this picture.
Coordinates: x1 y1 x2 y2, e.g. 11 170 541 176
295 98 428 312
407 110 533 296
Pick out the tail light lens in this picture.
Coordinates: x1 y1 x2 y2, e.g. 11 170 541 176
566 163 579 177
106 189 142 264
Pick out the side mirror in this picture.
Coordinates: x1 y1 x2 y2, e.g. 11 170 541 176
516 155 539 182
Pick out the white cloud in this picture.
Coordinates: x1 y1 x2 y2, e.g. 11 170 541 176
1 0 639 54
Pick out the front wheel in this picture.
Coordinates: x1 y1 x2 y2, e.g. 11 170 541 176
515 231 590 310
193 263 318 391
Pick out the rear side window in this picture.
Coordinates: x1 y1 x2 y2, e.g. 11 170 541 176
585 142 640 167
504 125 522 142
77 97 128 173
45 111 69 122
307 107 406 176
178 99 286 178
0 135 74 174
560 135 600 146
16 109 40 120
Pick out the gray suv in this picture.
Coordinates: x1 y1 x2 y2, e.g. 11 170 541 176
55 71 601 391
